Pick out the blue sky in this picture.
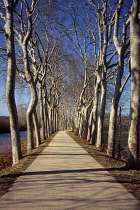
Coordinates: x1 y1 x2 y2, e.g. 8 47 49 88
0 0 132 117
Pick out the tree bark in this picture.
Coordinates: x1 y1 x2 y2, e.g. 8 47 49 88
50 107 54 134
44 91 50 137
96 79 106 148
87 76 100 144
4 0 22 165
20 5 38 153
107 55 124 155
39 82 46 140
33 110 41 147
96 0 108 149
127 0 140 169
107 0 129 157
107 100 119 157
26 82 38 154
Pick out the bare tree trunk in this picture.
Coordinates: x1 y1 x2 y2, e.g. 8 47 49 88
79 106 89 139
107 100 119 157
127 0 140 169
79 112 83 137
83 106 90 139
50 108 54 134
26 83 38 154
55 108 59 132
39 82 46 140
96 0 108 149
4 0 22 165
73 111 79 135
56 109 58 131
33 110 41 147
13 0 39 154
44 92 50 137
87 76 100 144
44 105 49 137
107 54 125 157
107 0 130 157
53 108 56 133
96 79 106 148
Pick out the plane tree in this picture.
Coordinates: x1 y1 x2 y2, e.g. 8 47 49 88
63 3 97 139
1 0 22 164
86 0 117 146
127 0 140 169
14 0 40 153
107 0 131 158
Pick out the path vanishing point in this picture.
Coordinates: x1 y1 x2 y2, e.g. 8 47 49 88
0 131 140 210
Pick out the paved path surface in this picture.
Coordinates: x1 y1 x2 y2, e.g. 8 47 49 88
0 131 140 210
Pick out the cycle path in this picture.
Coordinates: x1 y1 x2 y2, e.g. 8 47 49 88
0 131 140 210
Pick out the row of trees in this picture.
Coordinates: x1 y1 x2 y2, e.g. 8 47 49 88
0 0 139 169
68 0 140 169
0 0 68 165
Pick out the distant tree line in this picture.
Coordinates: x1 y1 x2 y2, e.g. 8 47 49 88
0 115 27 133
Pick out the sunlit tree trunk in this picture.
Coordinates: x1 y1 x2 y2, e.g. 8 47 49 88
44 91 50 137
26 82 38 153
87 76 100 144
107 0 130 157
4 0 22 165
127 0 140 169
39 82 46 140
19 0 39 154
107 55 124 157
96 0 108 149
79 112 83 137
33 110 41 147
55 108 58 132
96 78 106 148
22 36 38 153
50 107 54 134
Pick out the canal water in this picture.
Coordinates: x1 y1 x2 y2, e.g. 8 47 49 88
0 131 27 153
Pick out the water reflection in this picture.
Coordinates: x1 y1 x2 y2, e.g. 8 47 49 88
0 131 27 153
